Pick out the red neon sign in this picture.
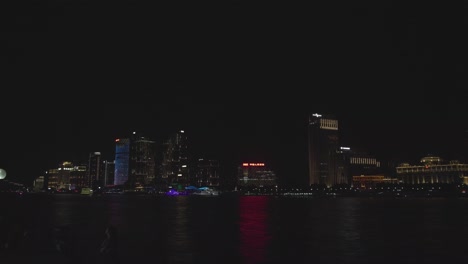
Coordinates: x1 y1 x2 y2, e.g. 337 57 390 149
242 163 265 167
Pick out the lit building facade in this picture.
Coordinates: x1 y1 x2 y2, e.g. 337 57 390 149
69 164 87 189
237 162 277 189
114 138 130 186
47 161 86 190
337 147 383 186
308 113 341 187
101 160 115 187
129 132 156 187
193 158 220 187
161 130 190 189
396 156 468 184
88 152 101 189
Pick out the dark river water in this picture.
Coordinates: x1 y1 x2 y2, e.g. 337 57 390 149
2 193 468 264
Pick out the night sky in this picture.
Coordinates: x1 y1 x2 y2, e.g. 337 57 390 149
2 1 468 185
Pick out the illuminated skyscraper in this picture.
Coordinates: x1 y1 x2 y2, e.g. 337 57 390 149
129 132 156 187
88 152 101 189
193 158 220 187
161 130 189 189
308 113 340 187
114 138 130 186
101 160 115 186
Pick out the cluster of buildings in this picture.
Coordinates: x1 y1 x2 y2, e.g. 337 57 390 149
307 113 468 190
28 113 468 194
34 130 277 193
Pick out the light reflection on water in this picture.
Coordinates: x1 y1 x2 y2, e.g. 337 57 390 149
239 196 271 264
4 194 468 263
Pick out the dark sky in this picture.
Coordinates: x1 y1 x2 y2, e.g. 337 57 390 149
2 1 468 185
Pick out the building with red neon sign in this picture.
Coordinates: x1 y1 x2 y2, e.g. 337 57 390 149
237 162 277 189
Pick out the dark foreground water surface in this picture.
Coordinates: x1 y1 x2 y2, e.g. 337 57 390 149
2 193 468 264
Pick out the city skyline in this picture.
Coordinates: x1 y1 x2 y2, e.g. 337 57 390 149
1 94 467 186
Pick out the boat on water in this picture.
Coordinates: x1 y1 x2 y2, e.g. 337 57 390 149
192 187 219 196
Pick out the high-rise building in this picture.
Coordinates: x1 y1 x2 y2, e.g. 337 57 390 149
101 160 115 187
129 132 156 187
114 138 130 186
308 113 340 187
161 130 189 189
88 152 101 189
193 158 220 187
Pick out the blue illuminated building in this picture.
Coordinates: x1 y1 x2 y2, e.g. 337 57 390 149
114 138 130 186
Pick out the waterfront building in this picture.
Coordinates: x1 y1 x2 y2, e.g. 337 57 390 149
351 175 396 189
237 162 277 190
69 164 87 189
308 113 341 187
47 161 87 190
337 147 383 185
88 152 102 189
396 155 468 184
129 132 156 187
102 160 115 187
192 158 220 187
161 130 190 190
114 138 130 186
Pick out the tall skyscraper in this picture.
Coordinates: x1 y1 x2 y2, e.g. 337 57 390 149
88 152 101 189
101 160 115 187
114 138 130 186
161 130 189 189
193 158 220 187
129 132 156 187
308 113 340 187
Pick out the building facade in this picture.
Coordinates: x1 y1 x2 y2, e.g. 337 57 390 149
192 158 220 187
308 113 340 187
161 130 190 189
129 132 156 187
114 138 130 186
88 152 101 189
396 156 468 184
237 162 277 189
101 160 115 187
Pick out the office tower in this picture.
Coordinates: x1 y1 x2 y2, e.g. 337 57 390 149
336 147 382 186
193 158 220 187
237 162 277 189
88 152 101 189
101 160 115 186
308 113 340 187
114 138 130 186
161 130 189 189
129 132 156 187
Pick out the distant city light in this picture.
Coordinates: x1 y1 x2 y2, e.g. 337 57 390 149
312 113 322 118
115 139 120 142
180 130 184 133
340 147 351 150
182 165 187 168
177 174 182 176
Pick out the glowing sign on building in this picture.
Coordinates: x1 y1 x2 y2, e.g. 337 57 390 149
242 163 265 167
